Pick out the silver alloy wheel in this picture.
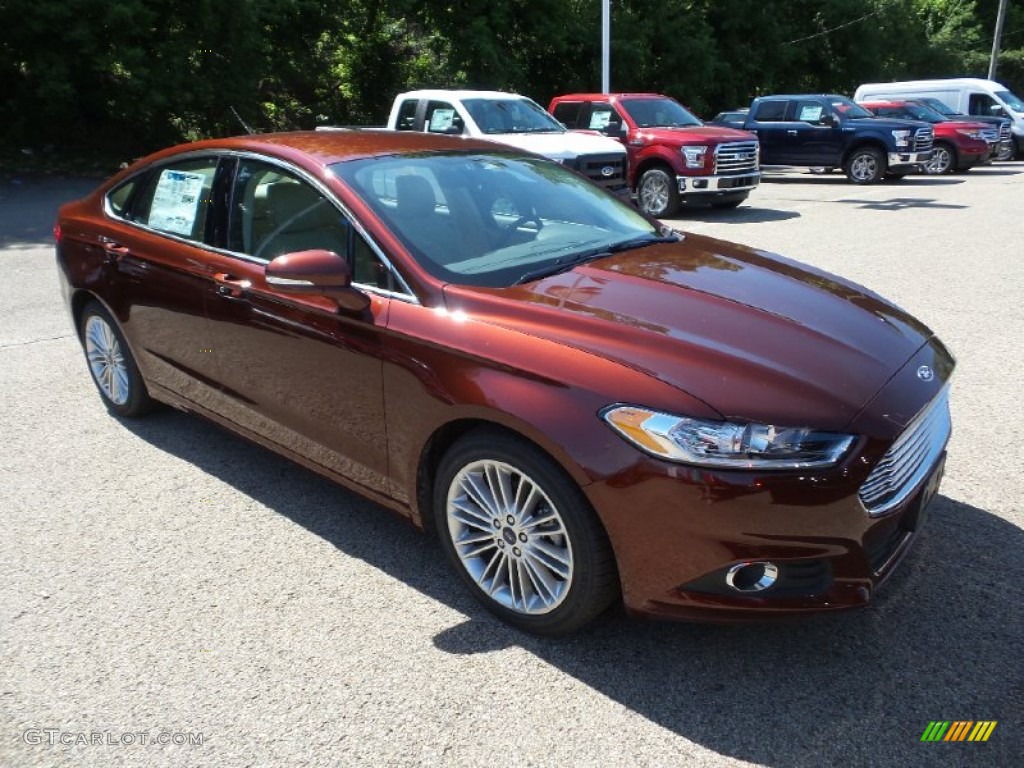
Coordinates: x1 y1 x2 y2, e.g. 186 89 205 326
446 459 574 615
638 170 670 216
84 314 130 405
925 145 953 174
849 153 880 182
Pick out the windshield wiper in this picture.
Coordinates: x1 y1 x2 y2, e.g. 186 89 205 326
514 233 679 285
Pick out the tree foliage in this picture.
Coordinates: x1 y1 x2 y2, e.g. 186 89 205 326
1 0 1021 160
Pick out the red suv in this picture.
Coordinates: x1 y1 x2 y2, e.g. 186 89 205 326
858 100 993 174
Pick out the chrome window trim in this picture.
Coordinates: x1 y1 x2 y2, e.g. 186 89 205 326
101 149 420 305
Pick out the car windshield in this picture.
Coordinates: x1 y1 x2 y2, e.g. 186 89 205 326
878 103 946 123
333 152 659 289
917 97 959 116
995 90 1024 113
621 98 702 128
461 98 565 134
830 97 874 119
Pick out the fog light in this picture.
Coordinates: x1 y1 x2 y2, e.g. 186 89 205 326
725 561 779 592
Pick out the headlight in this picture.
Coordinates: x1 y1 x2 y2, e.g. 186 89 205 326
890 129 912 148
682 145 708 168
601 405 855 469
956 129 982 139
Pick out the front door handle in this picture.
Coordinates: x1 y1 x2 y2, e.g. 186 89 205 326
99 238 131 264
213 273 252 298
787 129 798 136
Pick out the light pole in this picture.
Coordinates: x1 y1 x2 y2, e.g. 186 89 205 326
988 0 1008 81
602 0 610 93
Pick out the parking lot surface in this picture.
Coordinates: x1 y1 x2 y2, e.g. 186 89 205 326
2 166 1021 767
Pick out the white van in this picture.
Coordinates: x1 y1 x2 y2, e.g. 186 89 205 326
854 78 1024 157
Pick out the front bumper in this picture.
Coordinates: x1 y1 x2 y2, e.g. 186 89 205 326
677 171 761 197
583 341 953 623
888 150 932 168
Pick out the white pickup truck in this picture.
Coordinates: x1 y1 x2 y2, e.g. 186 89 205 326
385 89 630 198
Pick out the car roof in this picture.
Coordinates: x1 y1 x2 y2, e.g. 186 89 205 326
396 89 533 101
552 93 671 101
140 130 507 168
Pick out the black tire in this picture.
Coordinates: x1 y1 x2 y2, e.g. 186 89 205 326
636 167 680 218
709 193 747 209
884 172 908 181
79 301 155 418
925 142 955 175
843 147 885 184
433 429 619 635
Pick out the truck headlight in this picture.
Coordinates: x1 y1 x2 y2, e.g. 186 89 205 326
891 129 912 148
602 405 855 469
682 145 708 168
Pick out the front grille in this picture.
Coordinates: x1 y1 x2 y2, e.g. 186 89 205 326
913 128 934 153
999 121 1012 141
979 127 998 144
859 386 951 517
574 153 627 189
714 141 759 174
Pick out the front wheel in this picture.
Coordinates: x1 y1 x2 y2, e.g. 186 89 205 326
79 301 155 417
637 167 680 218
924 142 955 174
434 430 619 635
843 147 885 184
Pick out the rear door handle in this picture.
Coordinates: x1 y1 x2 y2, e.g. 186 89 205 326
100 239 131 263
213 273 251 298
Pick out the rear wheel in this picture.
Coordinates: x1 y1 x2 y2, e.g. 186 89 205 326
434 430 619 635
925 142 955 174
637 167 680 218
79 301 154 417
843 147 885 184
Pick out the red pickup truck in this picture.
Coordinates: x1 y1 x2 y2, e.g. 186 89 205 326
549 93 761 217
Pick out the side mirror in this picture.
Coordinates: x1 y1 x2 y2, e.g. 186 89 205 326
265 249 370 312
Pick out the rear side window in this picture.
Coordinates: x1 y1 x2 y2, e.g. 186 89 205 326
753 100 789 121
133 157 220 243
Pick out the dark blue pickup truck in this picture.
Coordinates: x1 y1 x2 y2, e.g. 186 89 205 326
741 94 934 183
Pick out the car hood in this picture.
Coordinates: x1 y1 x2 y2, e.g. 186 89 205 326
633 125 757 145
488 131 626 159
848 116 932 131
444 234 935 431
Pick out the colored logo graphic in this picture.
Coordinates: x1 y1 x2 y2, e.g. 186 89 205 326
920 721 997 742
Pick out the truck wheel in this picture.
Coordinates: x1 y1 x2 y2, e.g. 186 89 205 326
925 142 955 174
995 142 1014 162
844 148 885 184
637 168 680 218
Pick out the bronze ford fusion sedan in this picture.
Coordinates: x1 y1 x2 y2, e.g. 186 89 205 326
56 131 953 634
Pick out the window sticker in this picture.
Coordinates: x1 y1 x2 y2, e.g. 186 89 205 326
148 169 206 236
428 108 456 132
798 105 824 122
589 110 612 130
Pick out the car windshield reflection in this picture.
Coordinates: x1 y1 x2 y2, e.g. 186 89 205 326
333 153 657 288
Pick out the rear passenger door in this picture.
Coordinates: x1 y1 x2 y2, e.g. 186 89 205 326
201 156 404 497
748 99 795 164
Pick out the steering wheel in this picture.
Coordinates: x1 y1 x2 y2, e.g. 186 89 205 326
497 213 543 247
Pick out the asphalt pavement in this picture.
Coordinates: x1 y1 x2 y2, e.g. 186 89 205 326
1 166 1021 767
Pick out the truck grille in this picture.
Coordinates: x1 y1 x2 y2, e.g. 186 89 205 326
714 141 759 174
572 154 627 189
979 126 998 144
858 386 951 517
998 121 1012 141
913 128 934 153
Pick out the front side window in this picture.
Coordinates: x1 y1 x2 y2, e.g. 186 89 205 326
228 159 397 291
333 152 659 289
968 94 1001 116
133 156 220 243
425 101 465 135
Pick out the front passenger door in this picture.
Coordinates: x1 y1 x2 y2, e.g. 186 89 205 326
202 158 397 497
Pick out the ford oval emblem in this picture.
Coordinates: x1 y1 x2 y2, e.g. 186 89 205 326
916 365 934 382
601 165 615 177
